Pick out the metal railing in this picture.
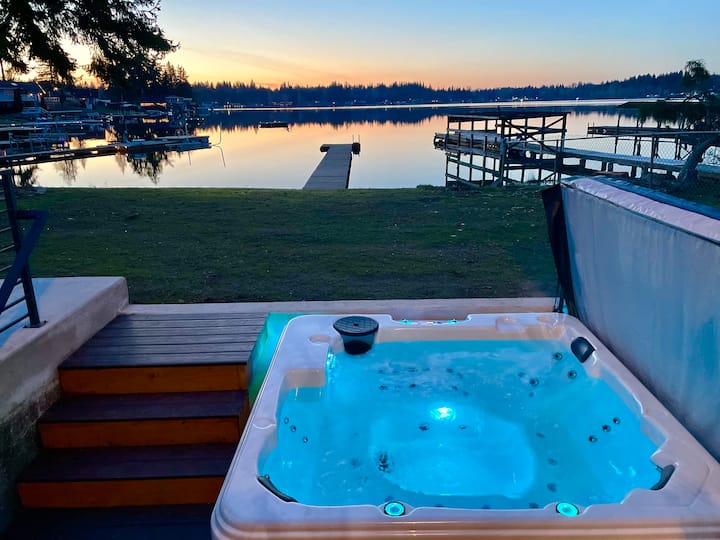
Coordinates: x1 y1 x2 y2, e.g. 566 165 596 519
568 131 720 208
0 169 47 333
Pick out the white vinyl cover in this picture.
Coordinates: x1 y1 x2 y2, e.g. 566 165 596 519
561 178 720 460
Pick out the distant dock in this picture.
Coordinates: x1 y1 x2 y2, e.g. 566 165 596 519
0 135 210 168
303 143 361 190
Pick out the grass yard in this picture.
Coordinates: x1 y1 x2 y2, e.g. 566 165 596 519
19 186 557 304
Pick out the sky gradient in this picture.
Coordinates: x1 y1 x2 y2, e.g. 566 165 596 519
84 0 720 88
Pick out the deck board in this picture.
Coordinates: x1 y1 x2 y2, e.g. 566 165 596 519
19 444 236 482
118 312 268 321
82 333 262 347
61 312 267 369
92 325 264 338
41 391 246 422
100 318 264 329
72 341 257 356
62 350 253 368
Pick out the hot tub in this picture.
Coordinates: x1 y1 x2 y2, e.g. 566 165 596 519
212 313 720 539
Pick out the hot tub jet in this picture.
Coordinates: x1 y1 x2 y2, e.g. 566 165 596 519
383 501 406 517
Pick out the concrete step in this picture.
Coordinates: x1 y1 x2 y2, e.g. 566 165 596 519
17 444 236 508
38 391 248 448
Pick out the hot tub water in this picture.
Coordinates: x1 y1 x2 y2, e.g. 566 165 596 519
259 339 661 510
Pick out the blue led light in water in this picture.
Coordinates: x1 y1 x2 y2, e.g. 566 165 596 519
430 406 457 421
384 501 406 516
555 502 580 517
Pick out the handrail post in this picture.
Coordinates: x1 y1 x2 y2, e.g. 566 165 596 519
0 169 44 328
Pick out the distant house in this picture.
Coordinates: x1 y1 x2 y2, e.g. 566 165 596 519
0 82 22 113
164 95 193 106
0 81 46 115
18 82 45 109
72 87 101 109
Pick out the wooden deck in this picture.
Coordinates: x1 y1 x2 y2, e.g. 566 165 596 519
0 135 211 168
303 144 357 190
437 130 720 185
7 311 268 538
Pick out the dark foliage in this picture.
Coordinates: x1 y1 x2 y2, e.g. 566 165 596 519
0 0 174 93
191 72 720 107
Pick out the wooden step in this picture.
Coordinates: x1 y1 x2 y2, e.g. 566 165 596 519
59 364 248 394
3 505 213 539
57 312 267 394
17 444 236 508
39 391 249 448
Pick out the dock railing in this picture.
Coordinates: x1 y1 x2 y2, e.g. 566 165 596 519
0 169 47 332
562 132 720 206
437 126 720 207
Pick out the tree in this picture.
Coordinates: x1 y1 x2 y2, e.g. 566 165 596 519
156 62 192 98
675 60 720 191
0 0 175 91
682 60 711 96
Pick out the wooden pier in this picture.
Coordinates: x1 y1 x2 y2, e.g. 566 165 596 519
434 110 568 187
0 135 210 169
303 143 360 190
435 111 720 187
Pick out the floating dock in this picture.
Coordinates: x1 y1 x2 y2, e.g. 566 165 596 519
303 143 361 190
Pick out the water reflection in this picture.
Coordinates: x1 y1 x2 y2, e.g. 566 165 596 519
204 105 633 133
126 151 173 184
13 165 40 189
53 159 81 185
25 103 643 188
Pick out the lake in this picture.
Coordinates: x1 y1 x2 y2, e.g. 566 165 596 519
22 100 646 189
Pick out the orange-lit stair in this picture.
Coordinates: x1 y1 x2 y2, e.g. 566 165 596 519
12 312 265 514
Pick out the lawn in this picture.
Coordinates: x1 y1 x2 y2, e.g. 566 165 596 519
20 186 557 304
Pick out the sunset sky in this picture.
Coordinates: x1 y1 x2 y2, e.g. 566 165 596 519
82 0 720 88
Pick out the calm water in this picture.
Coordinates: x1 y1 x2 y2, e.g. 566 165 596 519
25 101 644 189
260 339 660 510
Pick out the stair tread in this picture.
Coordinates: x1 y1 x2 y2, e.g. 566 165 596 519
60 312 266 369
3 505 212 539
99 314 266 332
109 311 267 323
19 443 236 482
61 350 250 368
41 390 246 423
82 333 262 347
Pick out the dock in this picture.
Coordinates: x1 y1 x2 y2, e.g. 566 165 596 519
434 111 720 187
0 135 210 168
434 110 568 186
303 143 361 190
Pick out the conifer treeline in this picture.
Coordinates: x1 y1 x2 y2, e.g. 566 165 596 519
191 72 720 106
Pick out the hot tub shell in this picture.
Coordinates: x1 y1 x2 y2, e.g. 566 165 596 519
212 313 720 539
